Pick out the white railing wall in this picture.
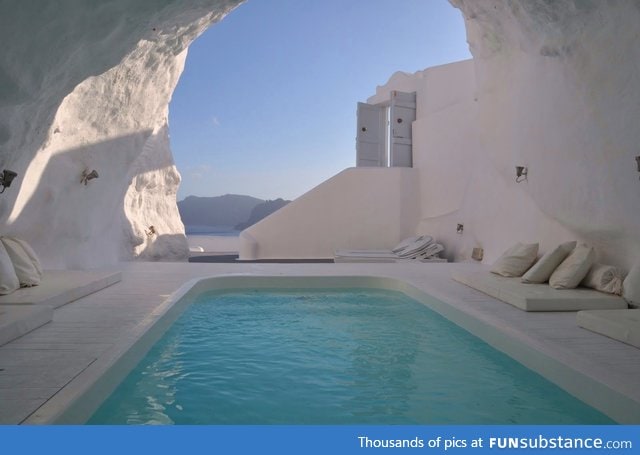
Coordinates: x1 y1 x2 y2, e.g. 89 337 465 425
239 167 419 260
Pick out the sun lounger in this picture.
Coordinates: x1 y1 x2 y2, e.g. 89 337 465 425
334 235 446 263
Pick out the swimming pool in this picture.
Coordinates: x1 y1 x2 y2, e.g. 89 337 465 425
88 286 612 424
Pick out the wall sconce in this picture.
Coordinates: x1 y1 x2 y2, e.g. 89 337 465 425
636 156 640 179
81 169 99 185
456 223 464 234
515 166 528 183
0 169 18 193
145 225 156 237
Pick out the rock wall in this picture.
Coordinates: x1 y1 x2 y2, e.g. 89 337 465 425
439 0 640 268
0 0 241 268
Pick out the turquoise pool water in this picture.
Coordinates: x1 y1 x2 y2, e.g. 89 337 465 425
89 288 613 424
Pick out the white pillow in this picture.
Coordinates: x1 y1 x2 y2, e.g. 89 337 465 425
581 263 625 295
521 241 577 284
1 237 41 287
0 241 19 295
7 237 43 276
490 242 539 277
623 263 640 305
548 243 595 289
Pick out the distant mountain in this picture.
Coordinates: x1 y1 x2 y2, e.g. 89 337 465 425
178 194 290 232
234 198 290 231
178 194 263 228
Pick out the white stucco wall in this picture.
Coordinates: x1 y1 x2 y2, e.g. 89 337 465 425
368 60 475 119
373 59 625 265
239 167 420 260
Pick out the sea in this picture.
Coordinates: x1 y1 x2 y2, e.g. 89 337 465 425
185 226 241 254
184 225 240 237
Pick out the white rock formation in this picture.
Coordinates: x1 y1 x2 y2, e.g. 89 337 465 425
446 0 640 268
0 0 241 268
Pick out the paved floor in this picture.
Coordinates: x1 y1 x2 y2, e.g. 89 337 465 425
1 261 639 424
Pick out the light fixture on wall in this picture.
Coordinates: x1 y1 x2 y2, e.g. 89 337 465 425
0 169 18 193
81 169 99 185
472 247 484 261
456 223 464 234
515 166 528 183
145 226 156 237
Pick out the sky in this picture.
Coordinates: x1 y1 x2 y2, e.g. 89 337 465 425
169 0 471 201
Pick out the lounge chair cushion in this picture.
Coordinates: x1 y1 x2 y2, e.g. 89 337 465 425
622 263 640 305
490 242 539 277
395 236 434 258
392 235 433 254
421 243 444 259
581 264 625 296
334 235 444 263
521 241 576 284
1 237 41 287
549 243 595 289
0 242 19 295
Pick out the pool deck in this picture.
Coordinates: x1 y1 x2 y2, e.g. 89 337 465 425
1 261 639 424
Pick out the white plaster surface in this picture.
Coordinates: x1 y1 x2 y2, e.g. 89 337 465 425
0 0 242 268
239 167 420 260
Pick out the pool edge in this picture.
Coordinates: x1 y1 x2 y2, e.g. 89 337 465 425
23 274 640 424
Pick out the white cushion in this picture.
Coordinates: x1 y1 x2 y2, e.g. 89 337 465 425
0 241 19 295
581 264 625 295
453 270 626 312
623 263 640 305
392 236 420 253
490 242 539 277
549 243 595 289
521 241 577 284
1 237 41 287
7 237 43 276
